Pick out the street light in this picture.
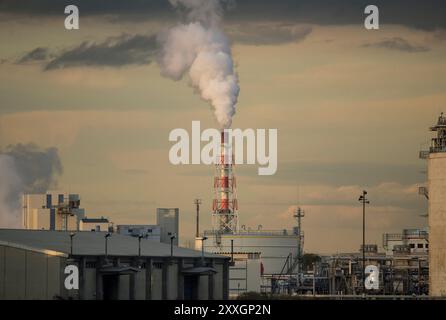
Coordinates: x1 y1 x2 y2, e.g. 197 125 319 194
138 234 143 257
200 236 208 265
358 190 370 294
69 232 76 256
170 233 177 258
105 232 111 259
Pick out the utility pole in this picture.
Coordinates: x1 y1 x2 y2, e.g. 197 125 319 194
194 199 202 238
293 207 305 277
358 190 370 294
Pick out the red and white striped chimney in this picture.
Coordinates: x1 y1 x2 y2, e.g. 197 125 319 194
212 130 238 233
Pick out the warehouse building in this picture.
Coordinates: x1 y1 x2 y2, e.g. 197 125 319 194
0 229 230 300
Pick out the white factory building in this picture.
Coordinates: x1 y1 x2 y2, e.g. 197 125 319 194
21 192 179 247
22 192 85 231
199 227 300 296
382 228 429 256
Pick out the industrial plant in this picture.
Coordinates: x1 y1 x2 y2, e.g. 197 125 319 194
1 114 446 300
190 115 445 298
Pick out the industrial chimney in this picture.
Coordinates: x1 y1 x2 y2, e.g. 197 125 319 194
212 130 238 234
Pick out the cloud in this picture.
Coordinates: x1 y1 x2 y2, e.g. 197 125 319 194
228 24 312 45
236 161 425 187
241 181 424 211
16 47 50 64
19 24 310 72
1 0 446 30
1 143 63 193
44 34 158 70
362 37 430 53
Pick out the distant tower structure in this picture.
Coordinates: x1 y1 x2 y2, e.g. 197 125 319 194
422 112 446 296
194 198 201 238
212 131 238 234
287 207 305 276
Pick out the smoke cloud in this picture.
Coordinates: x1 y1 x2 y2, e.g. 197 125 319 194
158 0 239 129
0 144 62 228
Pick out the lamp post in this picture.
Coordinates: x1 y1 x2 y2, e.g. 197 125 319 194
170 234 177 258
105 232 111 259
69 232 76 256
201 236 208 265
358 190 370 294
138 234 143 257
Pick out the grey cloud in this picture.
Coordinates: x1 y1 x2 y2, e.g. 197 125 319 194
44 34 158 70
32 24 310 71
1 143 63 193
1 0 446 30
362 37 430 53
177 160 426 200
234 161 425 187
16 47 50 64
228 24 312 45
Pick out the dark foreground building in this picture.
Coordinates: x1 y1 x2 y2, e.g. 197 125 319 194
0 229 230 300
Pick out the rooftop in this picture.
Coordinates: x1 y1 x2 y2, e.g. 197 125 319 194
81 217 109 223
0 229 227 259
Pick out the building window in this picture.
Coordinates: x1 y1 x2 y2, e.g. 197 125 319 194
417 243 423 248
153 262 163 269
410 244 415 249
86 262 97 268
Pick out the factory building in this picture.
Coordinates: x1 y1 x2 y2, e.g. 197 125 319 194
80 217 111 232
157 208 179 245
22 192 85 231
117 224 161 241
202 229 299 295
422 113 446 296
382 228 429 256
0 229 229 300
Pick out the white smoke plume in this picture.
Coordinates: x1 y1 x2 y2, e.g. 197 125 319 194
158 0 239 129
0 144 62 228
0 155 23 227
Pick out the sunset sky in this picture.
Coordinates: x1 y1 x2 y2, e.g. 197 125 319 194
1 0 445 253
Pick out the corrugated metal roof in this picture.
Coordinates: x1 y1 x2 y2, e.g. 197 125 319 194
0 229 227 259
